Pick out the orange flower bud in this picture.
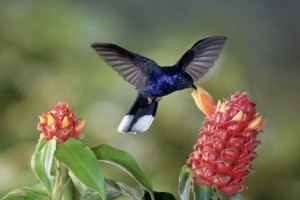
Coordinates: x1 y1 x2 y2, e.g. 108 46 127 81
191 86 216 117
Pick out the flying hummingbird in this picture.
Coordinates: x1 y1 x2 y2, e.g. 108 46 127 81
91 36 227 133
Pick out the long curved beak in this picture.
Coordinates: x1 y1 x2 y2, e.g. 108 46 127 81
190 84 197 90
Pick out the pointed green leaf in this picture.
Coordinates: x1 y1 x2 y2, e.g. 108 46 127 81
28 182 49 196
178 165 193 200
1 183 48 200
69 171 87 195
1 189 39 200
67 172 84 200
105 179 144 200
91 144 153 192
31 136 56 196
55 138 106 200
80 189 101 200
192 184 219 200
228 193 246 200
81 179 144 200
62 178 76 200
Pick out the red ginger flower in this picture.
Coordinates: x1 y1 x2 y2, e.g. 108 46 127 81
37 102 86 143
188 86 266 195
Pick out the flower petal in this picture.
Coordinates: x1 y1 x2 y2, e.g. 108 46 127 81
47 114 55 126
60 116 69 129
191 86 215 117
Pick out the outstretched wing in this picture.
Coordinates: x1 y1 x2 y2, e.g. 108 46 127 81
91 43 157 90
177 36 227 81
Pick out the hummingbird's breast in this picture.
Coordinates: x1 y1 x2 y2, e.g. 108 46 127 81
142 67 180 97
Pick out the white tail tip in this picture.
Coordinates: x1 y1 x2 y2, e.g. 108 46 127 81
117 115 154 134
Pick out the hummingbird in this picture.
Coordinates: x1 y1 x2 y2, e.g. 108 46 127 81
91 36 227 133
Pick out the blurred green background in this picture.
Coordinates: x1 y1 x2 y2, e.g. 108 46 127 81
0 0 299 199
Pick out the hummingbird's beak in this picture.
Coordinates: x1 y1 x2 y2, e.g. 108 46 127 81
190 84 197 90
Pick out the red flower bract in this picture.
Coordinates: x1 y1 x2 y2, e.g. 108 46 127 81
37 102 86 143
188 87 266 195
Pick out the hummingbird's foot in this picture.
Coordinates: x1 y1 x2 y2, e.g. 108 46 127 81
147 97 153 104
147 97 161 104
155 97 162 102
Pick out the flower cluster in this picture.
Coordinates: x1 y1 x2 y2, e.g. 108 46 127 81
188 87 266 195
37 102 86 143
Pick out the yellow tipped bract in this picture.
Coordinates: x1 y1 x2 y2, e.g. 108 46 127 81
47 114 55 126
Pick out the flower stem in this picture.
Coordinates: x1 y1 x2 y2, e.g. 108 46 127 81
52 160 70 200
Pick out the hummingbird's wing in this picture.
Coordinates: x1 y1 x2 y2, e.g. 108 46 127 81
91 43 157 90
177 36 227 81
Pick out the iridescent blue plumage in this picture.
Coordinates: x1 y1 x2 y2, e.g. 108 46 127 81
143 66 194 97
91 36 227 133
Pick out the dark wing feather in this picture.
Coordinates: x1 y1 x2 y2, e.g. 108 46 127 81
177 36 227 81
91 43 157 89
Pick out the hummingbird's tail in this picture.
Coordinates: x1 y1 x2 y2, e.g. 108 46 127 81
117 95 158 133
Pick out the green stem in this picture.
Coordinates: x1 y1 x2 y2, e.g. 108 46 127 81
52 160 70 200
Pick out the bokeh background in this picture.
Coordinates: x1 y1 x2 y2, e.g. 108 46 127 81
1 0 300 199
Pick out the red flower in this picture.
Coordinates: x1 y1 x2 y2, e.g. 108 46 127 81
37 102 86 143
188 86 266 195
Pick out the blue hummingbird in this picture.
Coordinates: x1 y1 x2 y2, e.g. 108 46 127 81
91 36 227 133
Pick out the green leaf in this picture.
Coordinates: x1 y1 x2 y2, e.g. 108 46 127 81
81 179 144 200
91 144 153 192
67 172 85 200
28 182 49 196
62 178 77 200
192 184 219 200
80 189 101 200
105 179 144 200
31 136 56 196
1 189 39 200
69 171 87 195
52 161 71 200
228 193 246 200
1 183 48 200
55 138 106 200
178 165 193 200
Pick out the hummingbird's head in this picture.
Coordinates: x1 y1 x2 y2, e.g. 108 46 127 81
178 72 196 90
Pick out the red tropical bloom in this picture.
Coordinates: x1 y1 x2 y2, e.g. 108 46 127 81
188 86 266 195
37 102 86 143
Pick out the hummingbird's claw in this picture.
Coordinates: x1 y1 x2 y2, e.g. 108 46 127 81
147 97 162 104
155 97 162 102
147 97 153 104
